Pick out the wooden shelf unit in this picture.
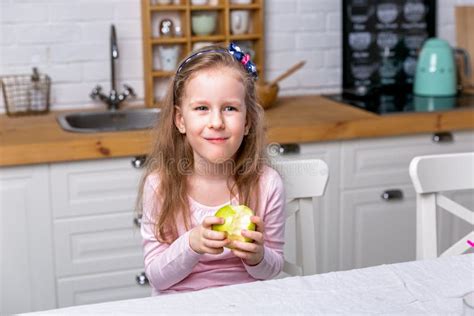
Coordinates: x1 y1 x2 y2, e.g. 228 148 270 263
141 0 265 107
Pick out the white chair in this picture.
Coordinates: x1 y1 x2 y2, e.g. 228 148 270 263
272 158 329 277
409 152 474 259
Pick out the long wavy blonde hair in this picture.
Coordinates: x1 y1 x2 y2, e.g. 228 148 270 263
136 45 268 244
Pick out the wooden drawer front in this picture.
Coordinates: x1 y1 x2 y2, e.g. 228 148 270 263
51 158 141 218
57 269 150 308
340 184 417 271
54 212 143 277
341 131 474 189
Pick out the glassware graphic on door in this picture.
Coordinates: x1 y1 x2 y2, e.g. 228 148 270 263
342 0 436 97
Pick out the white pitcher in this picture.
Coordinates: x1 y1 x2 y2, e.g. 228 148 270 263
158 45 181 71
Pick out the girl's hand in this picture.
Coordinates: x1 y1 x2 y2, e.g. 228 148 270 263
230 216 265 266
189 216 230 255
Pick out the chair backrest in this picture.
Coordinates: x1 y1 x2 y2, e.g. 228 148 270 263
409 152 474 259
272 158 329 277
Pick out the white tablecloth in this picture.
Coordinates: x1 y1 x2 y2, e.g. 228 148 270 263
24 254 474 315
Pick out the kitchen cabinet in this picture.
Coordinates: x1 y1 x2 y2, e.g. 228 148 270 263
0 165 56 315
273 130 473 274
0 157 149 314
1 129 473 313
49 157 150 308
338 131 474 270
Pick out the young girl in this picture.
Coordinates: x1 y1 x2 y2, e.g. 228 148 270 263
137 43 285 295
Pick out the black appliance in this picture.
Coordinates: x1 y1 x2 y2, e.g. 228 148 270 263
325 0 474 114
325 92 474 115
342 0 436 97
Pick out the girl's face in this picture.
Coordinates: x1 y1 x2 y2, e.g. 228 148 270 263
175 67 249 167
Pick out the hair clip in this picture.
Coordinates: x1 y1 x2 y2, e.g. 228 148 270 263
228 42 258 79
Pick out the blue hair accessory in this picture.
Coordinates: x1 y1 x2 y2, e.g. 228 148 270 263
228 42 258 79
175 42 258 79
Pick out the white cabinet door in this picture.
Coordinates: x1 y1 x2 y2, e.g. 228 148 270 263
0 165 56 314
50 157 149 307
340 186 474 270
340 184 417 270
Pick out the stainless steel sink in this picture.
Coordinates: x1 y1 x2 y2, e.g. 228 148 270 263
57 108 160 133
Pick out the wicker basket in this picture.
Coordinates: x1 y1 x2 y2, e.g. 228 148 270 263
1 68 51 116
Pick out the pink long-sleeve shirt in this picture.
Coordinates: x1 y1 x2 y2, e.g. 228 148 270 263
140 166 285 295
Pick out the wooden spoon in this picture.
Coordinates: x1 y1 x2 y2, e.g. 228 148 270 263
268 61 306 86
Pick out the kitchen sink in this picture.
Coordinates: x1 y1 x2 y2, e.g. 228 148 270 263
57 108 160 133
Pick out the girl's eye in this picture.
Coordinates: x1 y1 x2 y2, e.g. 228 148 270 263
195 105 208 111
224 105 237 111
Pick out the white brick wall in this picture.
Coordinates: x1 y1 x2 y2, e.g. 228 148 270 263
0 0 473 111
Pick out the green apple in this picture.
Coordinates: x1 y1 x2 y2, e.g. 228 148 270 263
212 205 256 246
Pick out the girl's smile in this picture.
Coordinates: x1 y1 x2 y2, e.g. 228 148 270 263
205 137 228 144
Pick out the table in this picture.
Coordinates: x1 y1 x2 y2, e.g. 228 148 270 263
23 254 474 315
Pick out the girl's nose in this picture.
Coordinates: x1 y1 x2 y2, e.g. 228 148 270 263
208 110 224 129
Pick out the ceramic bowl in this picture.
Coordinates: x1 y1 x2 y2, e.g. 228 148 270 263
192 11 217 36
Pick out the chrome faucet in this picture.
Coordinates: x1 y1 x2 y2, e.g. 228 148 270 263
90 24 136 110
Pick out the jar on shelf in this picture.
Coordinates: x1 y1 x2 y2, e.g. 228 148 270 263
159 19 175 37
230 10 250 35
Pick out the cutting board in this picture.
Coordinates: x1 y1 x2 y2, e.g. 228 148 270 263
456 6 474 89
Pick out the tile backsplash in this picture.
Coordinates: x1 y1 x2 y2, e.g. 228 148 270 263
0 0 472 112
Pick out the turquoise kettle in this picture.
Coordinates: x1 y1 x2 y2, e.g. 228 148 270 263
414 38 471 97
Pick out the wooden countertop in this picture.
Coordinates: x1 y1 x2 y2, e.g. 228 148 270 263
1 95 473 167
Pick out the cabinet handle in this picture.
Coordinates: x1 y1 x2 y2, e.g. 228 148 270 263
131 155 147 169
268 143 300 156
381 189 403 201
133 214 142 228
136 272 149 286
432 132 453 143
